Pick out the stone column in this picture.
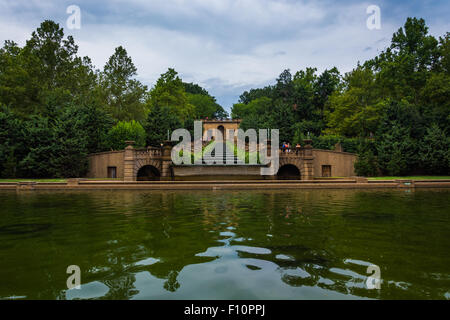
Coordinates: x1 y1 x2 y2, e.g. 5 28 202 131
123 141 136 182
301 139 314 180
161 140 174 180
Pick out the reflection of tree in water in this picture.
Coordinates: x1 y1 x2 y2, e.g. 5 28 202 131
103 274 138 299
163 271 180 292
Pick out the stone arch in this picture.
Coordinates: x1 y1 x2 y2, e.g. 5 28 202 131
134 159 162 181
217 125 225 139
137 165 161 181
277 160 302 180
278 158 302 169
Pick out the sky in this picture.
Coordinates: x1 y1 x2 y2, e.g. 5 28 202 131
0 0 449 112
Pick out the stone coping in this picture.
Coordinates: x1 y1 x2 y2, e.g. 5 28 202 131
1 179 449 190
202 119 241 123
311 148 357 156
87 150 125 156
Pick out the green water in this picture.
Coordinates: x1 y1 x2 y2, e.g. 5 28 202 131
0 189 449 300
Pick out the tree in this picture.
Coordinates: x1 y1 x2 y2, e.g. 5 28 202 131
101 46 148 121
19 116 56 178
326 67 383 137
146 68 194 123
0 20 97 117
63 103 113 154
106 120 146 151
0 106 24 177
376 124 417 176
144 105 182 147
238 86 273 104
49 109 89 178
187 93 227 119
418 124 450 174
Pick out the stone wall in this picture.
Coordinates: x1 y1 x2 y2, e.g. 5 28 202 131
202 120 240 140
173 165 263 178
87 151 124 179
312 149 357 178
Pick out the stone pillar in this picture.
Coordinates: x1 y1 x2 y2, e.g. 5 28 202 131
396 179 415 188
16 181 36 191
161 140 174 180
67 178 79 186
123 141 136 181
301 139 314 180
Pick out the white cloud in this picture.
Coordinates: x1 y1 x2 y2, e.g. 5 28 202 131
0 0 448 110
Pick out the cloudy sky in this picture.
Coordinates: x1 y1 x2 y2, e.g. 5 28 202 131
0 0 449 111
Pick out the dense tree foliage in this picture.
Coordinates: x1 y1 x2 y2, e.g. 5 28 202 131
232 17 449 176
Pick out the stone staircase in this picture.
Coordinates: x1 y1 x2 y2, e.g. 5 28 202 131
202 142 244 165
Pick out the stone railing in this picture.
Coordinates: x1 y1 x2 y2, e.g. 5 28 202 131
135 147 162 158
279 148 304 157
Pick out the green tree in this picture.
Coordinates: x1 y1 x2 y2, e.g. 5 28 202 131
0 106 24 177
106 120 146 150
144 105 182 147
147 68 194 123
418 124 450 174
0 21 97 117
376 124 417 176
100 46 148 121
19 116 56 178
326 67 384 137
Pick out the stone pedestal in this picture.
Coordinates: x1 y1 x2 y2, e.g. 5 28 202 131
16 182 36 190
67 178 79 186
396 180 415 188
301 139 314 180
161 141 174 179
354 176 368 183
123 141 136 181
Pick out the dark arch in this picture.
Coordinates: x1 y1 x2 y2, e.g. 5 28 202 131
137 165 161 181
217 125 225 139
277 164 301 180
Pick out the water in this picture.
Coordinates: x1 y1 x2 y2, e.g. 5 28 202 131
0 189 449 300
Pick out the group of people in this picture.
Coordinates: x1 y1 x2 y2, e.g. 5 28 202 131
281 142 301 153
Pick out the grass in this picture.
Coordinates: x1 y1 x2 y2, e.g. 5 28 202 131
0 179 66 182
367 176 450 180
0 178 123 183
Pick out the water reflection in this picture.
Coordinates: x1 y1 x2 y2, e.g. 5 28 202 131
0 189 448 299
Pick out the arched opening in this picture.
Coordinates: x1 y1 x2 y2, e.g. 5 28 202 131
137 165 161 181
217 125 225 140
277 164 301 180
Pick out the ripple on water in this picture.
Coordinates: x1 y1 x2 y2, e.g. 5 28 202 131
233 246 272 255
282 267 311 279
219 231 235 237
0 223 51 235
276 254 295 261
135 257 160 266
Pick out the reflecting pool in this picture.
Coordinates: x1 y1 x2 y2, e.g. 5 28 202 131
0 188 449 299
